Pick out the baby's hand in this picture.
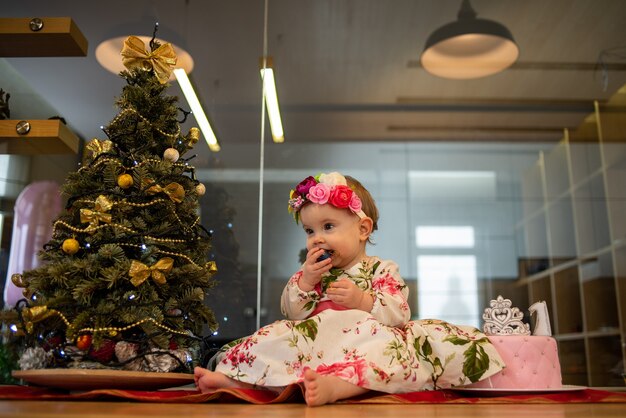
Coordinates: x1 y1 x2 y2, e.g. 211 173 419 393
327 279 373 311
298 248 332 291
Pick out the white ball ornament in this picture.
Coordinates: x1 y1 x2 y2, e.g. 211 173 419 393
163 148 180 163
196 183 206 196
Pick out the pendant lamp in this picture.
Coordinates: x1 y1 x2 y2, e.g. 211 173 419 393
420 0 519 79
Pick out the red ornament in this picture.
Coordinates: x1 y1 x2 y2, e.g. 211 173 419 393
42 335 63 352
76 334 92 351
169 339 178 350
88 339 117 363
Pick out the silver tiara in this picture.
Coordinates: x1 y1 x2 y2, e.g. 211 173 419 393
482 295 531 336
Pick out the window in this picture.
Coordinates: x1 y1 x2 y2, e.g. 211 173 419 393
416 226 479 327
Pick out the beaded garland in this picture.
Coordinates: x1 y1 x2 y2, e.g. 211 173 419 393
109 107 181 141
117 243 215 270
53 219 194 244
74 196 199 233
78 157 195 178
21 305 194 338
77 157 203 198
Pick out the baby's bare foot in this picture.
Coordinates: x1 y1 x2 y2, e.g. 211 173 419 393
303 369 333 406
302 368 368 407
194 366 253 393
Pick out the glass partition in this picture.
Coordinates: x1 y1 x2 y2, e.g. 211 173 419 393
1 0 625 387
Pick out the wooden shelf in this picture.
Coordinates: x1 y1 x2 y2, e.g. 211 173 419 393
0 17 87 57
0 119 80 154
515 94 626 387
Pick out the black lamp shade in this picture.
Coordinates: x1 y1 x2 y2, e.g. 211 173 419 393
421 2 519 79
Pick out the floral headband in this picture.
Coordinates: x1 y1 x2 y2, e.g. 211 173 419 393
288 172 366 222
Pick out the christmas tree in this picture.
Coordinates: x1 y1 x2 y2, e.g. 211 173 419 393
2 34 217 373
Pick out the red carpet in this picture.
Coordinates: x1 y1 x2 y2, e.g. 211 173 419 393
0 385 625 404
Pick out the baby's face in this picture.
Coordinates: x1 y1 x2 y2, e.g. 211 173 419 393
300 203 367 270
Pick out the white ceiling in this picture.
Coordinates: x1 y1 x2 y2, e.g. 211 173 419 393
3 0 626 161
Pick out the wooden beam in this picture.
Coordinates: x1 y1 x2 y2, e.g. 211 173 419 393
0 17 88 57
395 97 604 113
407 60 626 71
387 125 569 134
0 119 80 154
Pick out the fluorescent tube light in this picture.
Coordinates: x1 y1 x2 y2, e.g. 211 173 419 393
260 66 284 143
173 68 220 152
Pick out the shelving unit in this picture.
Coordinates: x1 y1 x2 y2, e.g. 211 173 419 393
0 17 87 57
0 119 80 154
0 17 87 155
516 90 626 387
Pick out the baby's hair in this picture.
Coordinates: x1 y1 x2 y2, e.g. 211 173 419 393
345 175 379 234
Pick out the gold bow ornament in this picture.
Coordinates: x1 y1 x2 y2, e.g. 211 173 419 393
120 35 177 84
22 305 57 334
80 195 113 227
129 257 174 287
146 182 185 203
84 138 113 163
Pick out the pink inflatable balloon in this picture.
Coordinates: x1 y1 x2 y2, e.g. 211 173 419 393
3 181 62 307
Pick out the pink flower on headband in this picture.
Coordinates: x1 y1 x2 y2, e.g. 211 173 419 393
349 193 362 213
329 185 353 209
295 176 317 196
307 183 331 204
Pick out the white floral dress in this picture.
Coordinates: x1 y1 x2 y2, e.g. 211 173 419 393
213 257 504 393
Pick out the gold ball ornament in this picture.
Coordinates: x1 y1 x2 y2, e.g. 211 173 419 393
188 127 200 145
196 183 206 196
117 173 134 189
163 148 180 163
62 238 80 254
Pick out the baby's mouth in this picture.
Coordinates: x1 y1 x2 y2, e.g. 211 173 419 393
317 250 334 262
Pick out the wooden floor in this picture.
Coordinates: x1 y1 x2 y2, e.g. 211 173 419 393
0 400 625 418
